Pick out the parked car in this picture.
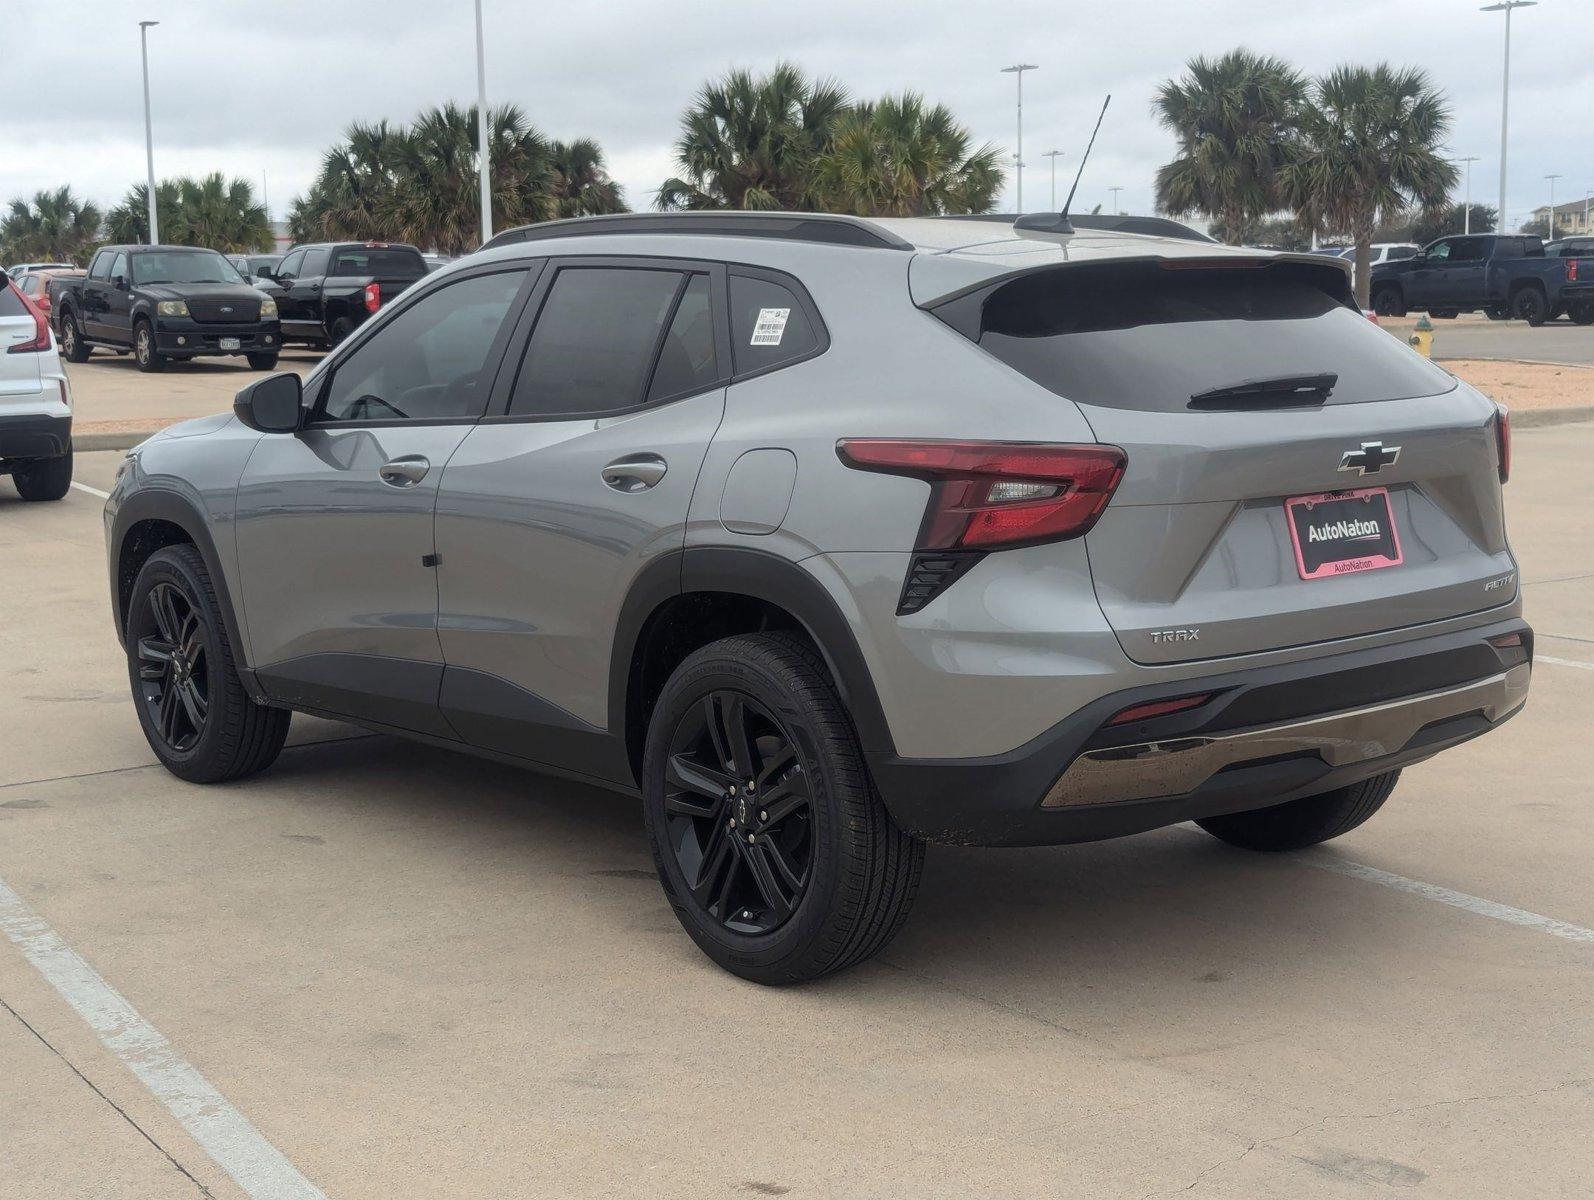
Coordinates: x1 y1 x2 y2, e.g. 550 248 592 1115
1331 243 1419 266
12 267 84 322
1547 239 1594 321
4 260 75 276
256 241 428 348
1 271 74 499
1369 233 1593 325
54 245 282 372
104 211 1530 983
227 253 284 283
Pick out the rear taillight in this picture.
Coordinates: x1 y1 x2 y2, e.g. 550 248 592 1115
5 282 50 354
1567 258 1580 282
1495 404 1511 484
363 282 381 313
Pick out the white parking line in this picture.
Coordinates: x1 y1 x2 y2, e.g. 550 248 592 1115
70 481 110 500
1539 655 1594 671
0 874 329 1200
1299 854 1594 945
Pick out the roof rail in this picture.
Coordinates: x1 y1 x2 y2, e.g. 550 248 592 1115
479 212 914 253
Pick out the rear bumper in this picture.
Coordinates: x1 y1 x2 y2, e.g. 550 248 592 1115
0 411 72 460
868 617 1532 846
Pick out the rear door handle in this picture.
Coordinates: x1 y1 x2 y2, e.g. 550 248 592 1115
379 456 430 488
601 454 668 492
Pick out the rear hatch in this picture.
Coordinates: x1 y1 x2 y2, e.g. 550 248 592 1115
955 257 1515 665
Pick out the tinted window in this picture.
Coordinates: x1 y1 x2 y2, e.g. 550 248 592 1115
331 248 425 277
971 264 1456 413
508 267 683 417
110 252 129 282
1447 238 1489 262
18 275 39 295
131 250 241 285
300 248 330 278
647 275 719 401
1495 239 1523 258
730 273 819 375
1387 245 1418 261
0 285 26 317
88 251 114 280
276 249 305 280
319 270 525 423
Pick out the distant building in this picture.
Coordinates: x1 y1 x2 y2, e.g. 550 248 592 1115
270 220 293 252
1530 197 1593 237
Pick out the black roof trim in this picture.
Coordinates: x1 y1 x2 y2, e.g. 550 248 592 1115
481 213 914 253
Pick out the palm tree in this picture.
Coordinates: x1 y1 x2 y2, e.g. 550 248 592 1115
1284 65 1457 306
105 181 182 244
312 120 409 243
548 139 627 218
1 187 104 264
812 93 1003 217
104 176 271 251
1153 49 1306 245
657 63 850 210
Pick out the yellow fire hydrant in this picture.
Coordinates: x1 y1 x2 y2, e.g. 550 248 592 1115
1407 313 1434 358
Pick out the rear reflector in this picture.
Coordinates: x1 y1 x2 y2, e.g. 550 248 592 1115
1107 692 1214 726
835 439 1127 551
1494 404 1511 484
1487 631 1524 649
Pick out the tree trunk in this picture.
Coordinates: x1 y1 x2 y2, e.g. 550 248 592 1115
1353 232 1374 309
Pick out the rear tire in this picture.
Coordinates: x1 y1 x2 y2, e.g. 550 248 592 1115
1511 286 1549 327
125 544 290 783
1196 770 1400 852
1371 285 1405 318
246 352 279 371
11 446 73 501
59 312 90 362
327 317 356 348
642 632 924 984
1429 308 1458 319
133 320 165 372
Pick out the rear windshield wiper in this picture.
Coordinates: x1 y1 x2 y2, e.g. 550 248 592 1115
1188 372 1338 410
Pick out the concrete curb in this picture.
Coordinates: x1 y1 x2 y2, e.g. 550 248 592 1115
74 430 163 453
1513 406 1594 429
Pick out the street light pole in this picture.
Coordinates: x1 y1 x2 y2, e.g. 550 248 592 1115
1001 64 1038 214
1109 186 1123 215
1042 150 1063 210
1481 2 1537 233
1545 173 1562 239
138 20 159 246
473 0 492 246
1452 155 1480 233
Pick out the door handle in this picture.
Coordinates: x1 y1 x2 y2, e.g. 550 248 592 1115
601 454 668 492
379 456 431 488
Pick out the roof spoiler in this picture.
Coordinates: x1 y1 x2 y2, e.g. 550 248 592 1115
1016 213 1218 244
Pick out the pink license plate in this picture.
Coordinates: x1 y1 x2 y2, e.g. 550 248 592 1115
1284 486 1404 580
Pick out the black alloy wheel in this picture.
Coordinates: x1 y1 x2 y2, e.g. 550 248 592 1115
135 581 210 752
663 690 814 935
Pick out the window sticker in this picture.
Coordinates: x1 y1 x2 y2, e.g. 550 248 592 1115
750 307 790 346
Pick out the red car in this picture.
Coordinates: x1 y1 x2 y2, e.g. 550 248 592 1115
12 267 84 322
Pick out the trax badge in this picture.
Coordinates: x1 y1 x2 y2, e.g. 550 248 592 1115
1339 441 1401 476
1151 628 1201 644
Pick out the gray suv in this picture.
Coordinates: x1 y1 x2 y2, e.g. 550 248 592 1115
104 212 1532 983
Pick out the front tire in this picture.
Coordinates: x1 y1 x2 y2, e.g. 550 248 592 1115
59 312 90 362
12 446 73 501
246 352 279 371
126 544 290 783
1512 286 1549 327
1196 770 1400 852
133 320 165 372
642 632 924 984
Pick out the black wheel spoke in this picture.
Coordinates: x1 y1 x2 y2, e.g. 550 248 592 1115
762 836 807 892
758 775 810 827
177 679 206 727
150 587 181 643
744 843 792 921
137 581 209 752
666 753 733 808
755 743 797 788
689 822 734 904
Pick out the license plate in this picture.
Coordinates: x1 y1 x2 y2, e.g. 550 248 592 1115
219 337 241 351
1284 486 1403 580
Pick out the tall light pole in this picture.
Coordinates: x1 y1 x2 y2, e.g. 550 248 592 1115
1109 186 1124 215
1452 155 1481 232
1001 64 1039 214
1545 173 1562 239
1481 2 1537 232
1042 150 1063 209
138 20 159 246
473 0 492 246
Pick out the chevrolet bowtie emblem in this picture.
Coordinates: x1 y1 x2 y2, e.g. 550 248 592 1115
1338 441 1401 476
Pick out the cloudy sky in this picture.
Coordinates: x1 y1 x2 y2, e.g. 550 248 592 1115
6 0 1592 232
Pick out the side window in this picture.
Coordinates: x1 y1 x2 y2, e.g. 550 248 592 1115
318 270 526 424
300 248 330 278
1387 246 1417 261
507 267 684 418
729 272 820 376
647 274 719 402
18 275 39 295
110 252 129 282
1425 240 1453 262
276 249 305 281
88 251 113 280
1449 238 1486 262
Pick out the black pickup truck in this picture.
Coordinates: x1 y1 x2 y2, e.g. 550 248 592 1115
1369 233 1593 326
53 245 282 372
256 242 428 348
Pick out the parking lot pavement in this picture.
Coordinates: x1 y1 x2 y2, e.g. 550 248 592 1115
2 438 1591 1199
1429 318 1594 366
64 347 324 433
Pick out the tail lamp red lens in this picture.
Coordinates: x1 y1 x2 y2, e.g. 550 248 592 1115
5 282 50 354
1107 692 1214 727
1567 258 1579 283
1494 404 1511 484
363 282 381 313
835 439 1127 550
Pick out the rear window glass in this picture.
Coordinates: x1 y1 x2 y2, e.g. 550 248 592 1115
970 264 1456 413
730 273 820 375
332 248 425 277
0 286 28 317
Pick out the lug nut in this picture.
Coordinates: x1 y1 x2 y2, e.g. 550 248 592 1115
759 810 768 822
746 834 756 844
729 818 737 828
729 785 738 797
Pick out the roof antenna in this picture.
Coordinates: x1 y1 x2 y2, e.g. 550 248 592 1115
1016 93 1111 236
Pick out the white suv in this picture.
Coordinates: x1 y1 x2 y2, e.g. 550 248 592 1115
0 271 73 500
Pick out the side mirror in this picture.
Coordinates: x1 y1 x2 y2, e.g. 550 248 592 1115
234 372 304 433
111 275 128 290
255 265 274 279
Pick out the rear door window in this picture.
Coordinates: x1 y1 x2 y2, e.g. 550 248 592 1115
963 263 1456 413
646 274 719 402
729 272 821 376
299 248 330 278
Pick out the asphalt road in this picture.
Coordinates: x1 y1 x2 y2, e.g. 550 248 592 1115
1429 316 1594 365
2 433 1592 1198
